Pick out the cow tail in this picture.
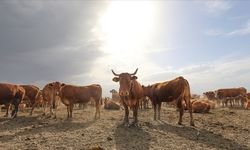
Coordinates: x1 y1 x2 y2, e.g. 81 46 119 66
184 79 192 111
52 94 56 109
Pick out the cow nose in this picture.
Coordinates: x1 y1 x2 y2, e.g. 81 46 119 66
120 91 129 97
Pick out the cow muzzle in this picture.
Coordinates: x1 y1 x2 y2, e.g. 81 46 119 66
119 91 129 98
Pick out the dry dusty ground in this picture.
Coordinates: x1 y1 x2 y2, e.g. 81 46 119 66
0 104 250 150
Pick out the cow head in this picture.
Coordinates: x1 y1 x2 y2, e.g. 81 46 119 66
112 68 138 98
110 89 118 94
48 82 65 96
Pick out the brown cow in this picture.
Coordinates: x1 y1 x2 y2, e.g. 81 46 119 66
142 76 194 126
216 87 247 107
104 97 120 110
245 100 250 110
112 68 144 126
59 84 102 119
20 85 42 115
0 83 25 118
192 100 210 113
247 93 250 99
42 82 63 118
203 91 216 100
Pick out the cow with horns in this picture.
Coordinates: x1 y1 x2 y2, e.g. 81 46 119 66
111 68 144 127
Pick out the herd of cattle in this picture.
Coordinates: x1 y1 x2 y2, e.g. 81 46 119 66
1 69 250 127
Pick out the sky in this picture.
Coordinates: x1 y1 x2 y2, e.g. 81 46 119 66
0 0 250 97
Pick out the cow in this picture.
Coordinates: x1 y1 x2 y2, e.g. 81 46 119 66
192 100 210 113
142 76 194 126
112 68 144 126
203 91 216 100
0 83 25 118
104 97 120 110
245 100 250 110
216 87 247 107
20 85 42 115
59 84 102 119
42 82 63 118
110 89 120 102
139 96 149 109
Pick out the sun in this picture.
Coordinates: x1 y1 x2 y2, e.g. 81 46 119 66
98 1 157 58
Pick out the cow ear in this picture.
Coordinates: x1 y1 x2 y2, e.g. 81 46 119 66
112 77 119 82
131 76 137 80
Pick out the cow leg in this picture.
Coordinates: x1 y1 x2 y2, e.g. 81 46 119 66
186 99 195 126
11 99 20 118
94 99 101 119
153 102 157 120
157 102 162 120
4 104 10 117
30 102 37 116
178 106 184 125
67 106 70 118
132 107 138 126
69 104 74 118
123 105 129 126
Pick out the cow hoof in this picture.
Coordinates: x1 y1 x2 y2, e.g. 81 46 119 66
130 122 139 127
122 122 129 127
178 122 182 125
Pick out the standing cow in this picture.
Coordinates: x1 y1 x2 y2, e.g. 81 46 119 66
59 84 102 119
0 83 25 118
112 68 144 126
216 87 247 107
142 76 194 126
20 85 42 115
42 81 63 118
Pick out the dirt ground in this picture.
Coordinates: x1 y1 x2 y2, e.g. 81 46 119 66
0 104 250 150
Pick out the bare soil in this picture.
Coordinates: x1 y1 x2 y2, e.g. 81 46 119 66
0 105 249 150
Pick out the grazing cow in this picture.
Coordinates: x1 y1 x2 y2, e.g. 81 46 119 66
0 83 25 118
112 68 144 126
42 82 63 117
20 85 42 115
216 87 247 107
59 84 102 119
104 97 120 110
143 76 194 126
203 91 216 100
192 100 210 113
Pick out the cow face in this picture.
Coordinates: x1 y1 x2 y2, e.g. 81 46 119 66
112 69 138 98
48 82 65 96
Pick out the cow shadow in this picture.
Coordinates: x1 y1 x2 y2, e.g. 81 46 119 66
0 116 96 143
156 121 249 150
114 123 151 150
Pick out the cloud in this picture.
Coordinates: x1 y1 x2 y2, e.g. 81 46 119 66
206 20 250 37
226 20 250 36
197 0 232 15
141 56 250 95
0 1 108 86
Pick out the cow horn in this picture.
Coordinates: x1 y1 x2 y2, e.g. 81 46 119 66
111 69 120 76
130 68 138 76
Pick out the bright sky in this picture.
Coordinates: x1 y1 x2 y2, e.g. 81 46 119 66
0 0 250 97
